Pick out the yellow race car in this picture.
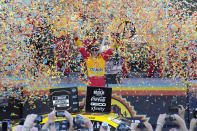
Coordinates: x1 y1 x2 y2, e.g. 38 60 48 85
12 112 132 131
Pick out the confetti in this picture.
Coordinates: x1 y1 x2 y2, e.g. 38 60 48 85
0 0 196 106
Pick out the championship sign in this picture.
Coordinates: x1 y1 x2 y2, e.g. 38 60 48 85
50 87 79 112
85 87 112 113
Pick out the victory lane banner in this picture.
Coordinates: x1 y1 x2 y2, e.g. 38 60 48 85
49 87 79 113
85 86 112 113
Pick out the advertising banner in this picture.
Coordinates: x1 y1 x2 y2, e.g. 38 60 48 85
49 87 79 113
86 86 112 113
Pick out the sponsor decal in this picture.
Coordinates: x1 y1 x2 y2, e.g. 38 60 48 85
80 94 149 121
86 87 112 113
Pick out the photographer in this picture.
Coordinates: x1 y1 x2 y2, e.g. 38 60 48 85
53 110 74 131
178 105 186 122
130 121 153 131
189 108 197 131
99 122 110 131
155 114 188 131
84 116 93 131
73 114 93 131
13 114 39 131
1 119 12 131
41 109 56 131
116 123 131 131
64 110 74 131
189 118 197 131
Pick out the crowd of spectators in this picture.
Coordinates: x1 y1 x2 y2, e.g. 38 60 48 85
2 105 194 131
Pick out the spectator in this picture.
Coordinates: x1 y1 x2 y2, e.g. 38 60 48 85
99 122 110 131
178 105 186 122
13 114 38 131
46 110 74 131
116 123 130 131
155 114 188 131
147 46 156 77
189 118 197 131
189 108 197 131
41 109 56 131
55 35 71 76
64 110 74 131
130 121 153 131
73 114 93 131
1 119 12 131
84 116 93 131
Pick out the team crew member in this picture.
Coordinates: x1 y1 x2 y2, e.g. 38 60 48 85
55 35 71 76
74 33 119 87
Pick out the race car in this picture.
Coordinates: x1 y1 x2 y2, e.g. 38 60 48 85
12 112 133 131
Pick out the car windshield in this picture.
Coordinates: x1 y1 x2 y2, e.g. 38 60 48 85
111 116 132 126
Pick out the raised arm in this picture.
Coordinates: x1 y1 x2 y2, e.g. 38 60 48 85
41 109 56 131
189 118 197 131
101 20 123 61
64 110 74 131
101 38 119 61
155 114 166 131
73 32 90 59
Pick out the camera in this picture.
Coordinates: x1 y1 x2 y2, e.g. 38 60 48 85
193 108 197 119
18 118 25 125
56 120 70 130
116 123 130 131
165 115 176 121
34 115 42 124
56 112 65 117
169 106 181 114
73 114 85 129
1 119 11 131
137 122 146 128
101 122 109 130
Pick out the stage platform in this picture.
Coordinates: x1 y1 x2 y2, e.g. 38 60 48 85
0 76 187 88
51 77 186 88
